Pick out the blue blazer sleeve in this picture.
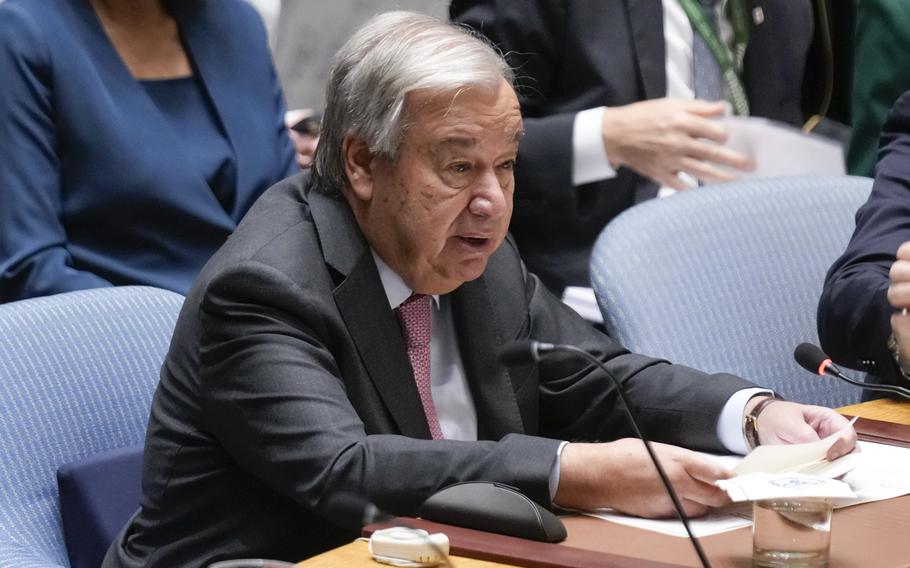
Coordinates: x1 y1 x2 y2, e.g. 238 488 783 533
819 91 910 383
0 5 112 301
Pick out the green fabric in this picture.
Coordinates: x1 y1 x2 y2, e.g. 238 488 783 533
848 0 910 176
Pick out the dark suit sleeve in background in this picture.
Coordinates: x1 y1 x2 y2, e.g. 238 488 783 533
819 91 910 384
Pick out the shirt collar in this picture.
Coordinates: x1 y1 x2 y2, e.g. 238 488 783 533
372 251 440 310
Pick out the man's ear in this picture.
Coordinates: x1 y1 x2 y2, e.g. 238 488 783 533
342 135 375 202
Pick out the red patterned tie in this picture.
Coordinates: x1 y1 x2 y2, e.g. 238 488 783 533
395 294 444 439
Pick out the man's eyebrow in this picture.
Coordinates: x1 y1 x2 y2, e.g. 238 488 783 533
436 129 524 149
436 137 478 149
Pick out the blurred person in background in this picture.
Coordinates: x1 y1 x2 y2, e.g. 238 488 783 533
0 0 308 301
451 0 812 297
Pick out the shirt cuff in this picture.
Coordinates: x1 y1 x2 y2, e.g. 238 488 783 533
572 106 617 186
717 388 773 455
548 440 570 501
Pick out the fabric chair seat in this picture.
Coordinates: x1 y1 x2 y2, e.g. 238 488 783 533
0 287 182 567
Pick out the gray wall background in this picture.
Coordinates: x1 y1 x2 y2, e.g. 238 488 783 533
272 1 449 110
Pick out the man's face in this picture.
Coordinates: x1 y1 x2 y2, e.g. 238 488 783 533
350 79 523 295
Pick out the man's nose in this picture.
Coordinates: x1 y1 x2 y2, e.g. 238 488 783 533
468 170 508 218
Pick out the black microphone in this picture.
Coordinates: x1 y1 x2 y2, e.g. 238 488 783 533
794 343 910 399
499 340 712 568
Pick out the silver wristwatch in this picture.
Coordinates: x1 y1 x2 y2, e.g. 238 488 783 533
887 332 910 383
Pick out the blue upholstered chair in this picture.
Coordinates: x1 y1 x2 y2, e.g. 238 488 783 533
0 287 183 567
591 175 873 408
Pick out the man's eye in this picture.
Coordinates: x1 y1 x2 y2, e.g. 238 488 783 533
450 163 471 173
499 159 517 171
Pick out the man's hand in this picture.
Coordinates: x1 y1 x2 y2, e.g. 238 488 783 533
601 98 755 189
553 439 733 518
752 399 857 461
888 241 910 365
285 109 320 169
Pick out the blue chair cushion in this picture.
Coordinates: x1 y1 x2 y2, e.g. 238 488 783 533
57 444 144 568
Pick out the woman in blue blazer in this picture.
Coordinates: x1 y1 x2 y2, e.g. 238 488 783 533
0 0 298 301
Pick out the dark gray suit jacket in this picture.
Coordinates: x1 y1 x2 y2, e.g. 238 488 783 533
104 173 752 567
451 0 814 293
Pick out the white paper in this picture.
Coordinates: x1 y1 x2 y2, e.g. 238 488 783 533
582 502 753 538
733 417 858 476
835 441 910 508
579 438 910 538
717 473 855 502
717 116 845 180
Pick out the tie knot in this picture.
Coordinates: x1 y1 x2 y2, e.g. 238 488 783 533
396 294 431 349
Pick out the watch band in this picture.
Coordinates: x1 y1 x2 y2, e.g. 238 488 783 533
743 395 781 451
887 332 910 383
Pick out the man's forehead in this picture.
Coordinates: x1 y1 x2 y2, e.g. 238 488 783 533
434 127 524 149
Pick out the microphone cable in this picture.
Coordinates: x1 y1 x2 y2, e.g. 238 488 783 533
501 340 712 568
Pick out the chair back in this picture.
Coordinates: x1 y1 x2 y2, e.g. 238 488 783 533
0 287 183 567
591 175 873 408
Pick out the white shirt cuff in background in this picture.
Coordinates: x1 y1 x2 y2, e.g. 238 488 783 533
572 106 616 186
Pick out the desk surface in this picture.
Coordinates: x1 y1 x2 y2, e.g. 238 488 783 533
296 539 510 567
838 396 910 425
297 400 910 568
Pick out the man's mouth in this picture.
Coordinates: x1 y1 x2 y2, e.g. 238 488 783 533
455 235 493 252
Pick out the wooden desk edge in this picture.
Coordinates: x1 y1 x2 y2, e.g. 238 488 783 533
363 519 684 568
845 416 910 447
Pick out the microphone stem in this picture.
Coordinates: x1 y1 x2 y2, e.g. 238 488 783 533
827 367 910 399
560 345 712 568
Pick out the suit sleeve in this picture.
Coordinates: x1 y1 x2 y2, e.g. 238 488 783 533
819 92 910 384
488 236 755 452
0 5 111 301
198 261 561 513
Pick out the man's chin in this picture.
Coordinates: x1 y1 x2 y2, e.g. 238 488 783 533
414 260 488 295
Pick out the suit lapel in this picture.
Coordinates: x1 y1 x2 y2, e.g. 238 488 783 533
171 1 250 218
451 277 525 439
627 0 667 99
308 189 431 439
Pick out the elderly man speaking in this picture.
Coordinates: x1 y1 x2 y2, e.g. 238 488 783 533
104 11 855 568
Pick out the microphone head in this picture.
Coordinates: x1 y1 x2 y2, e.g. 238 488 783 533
499 340 537 366
794 343 830 375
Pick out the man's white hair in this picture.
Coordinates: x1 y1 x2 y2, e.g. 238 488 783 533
312 11 514 193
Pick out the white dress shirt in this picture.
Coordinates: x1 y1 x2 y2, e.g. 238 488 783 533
373 252 478 441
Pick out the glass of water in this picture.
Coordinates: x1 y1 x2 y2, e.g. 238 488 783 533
752 498 833 567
